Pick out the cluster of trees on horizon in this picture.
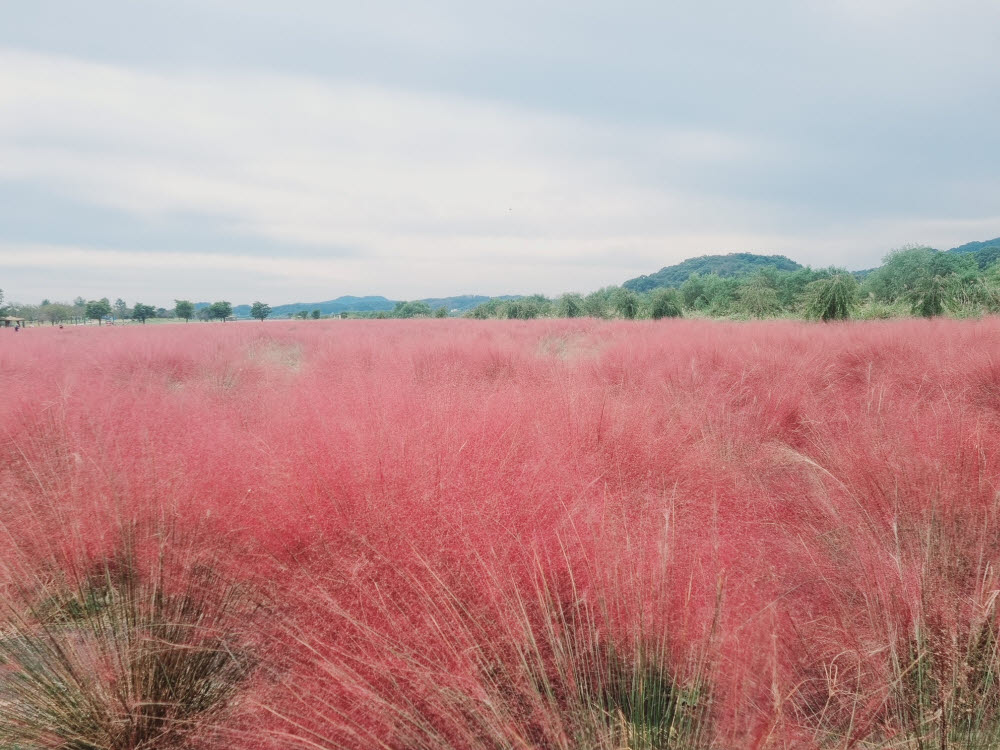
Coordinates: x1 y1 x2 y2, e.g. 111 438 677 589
4 245 1000 326
0 295 237 325
463 245 1000 322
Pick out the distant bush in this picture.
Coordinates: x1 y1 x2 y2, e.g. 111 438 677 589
908 274 951 317
855 299 910 320
612 287 640 319
392 300 433 318
802 273 858 321
734 276 781 318
649 288 683 319
557 292 586 318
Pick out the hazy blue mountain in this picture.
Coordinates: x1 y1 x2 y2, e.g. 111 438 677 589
419 294 521 311
220 296 393 318
224 294 521 318
622 253 802 292
196 238 1000 318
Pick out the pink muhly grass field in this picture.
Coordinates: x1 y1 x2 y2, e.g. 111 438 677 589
3 317 1000 749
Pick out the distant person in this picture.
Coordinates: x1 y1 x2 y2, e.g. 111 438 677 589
14 325 19 332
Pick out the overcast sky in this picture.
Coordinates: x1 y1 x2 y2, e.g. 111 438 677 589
2 1 999 306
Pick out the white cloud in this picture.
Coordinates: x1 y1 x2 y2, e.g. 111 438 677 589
0 26 998 305
0 48 799 300
0 243 362 280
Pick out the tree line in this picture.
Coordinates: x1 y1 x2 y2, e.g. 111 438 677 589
0 295 429 324
463 246 1000 322
0 297 239 325
5 245 1000 325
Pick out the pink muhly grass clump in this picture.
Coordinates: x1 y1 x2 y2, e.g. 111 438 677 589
4 318 1000 747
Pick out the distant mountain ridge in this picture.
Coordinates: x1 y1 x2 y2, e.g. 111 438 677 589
622 252 802 292
189 237 1000 316
946 238 1000 268
623 238 1000 292
236 296 396 317
948 238 1000 255
195 295 522 318
852 237 1000 278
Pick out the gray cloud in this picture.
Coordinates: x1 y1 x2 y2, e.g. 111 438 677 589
1 1 998 305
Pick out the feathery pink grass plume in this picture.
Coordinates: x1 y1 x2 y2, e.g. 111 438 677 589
3 317 1000 748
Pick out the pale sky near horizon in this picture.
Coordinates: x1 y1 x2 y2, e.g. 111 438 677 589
2 1 999 307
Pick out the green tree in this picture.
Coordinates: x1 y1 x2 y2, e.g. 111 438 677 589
70 297 86 323
583 289 611 319
862 246 934 302
174 300 195 322
311 309 321 319
434 306 448 318
40 302 73 326
250 301 272 321
944 265 999 314
973 262 1000 313
85 298 112 325
10 304 40 323
503 295 550 319
612 288 640 319
649 288 683 319
863 246 974 303
802 273 858 321
777 267 831 307
693 273 740 315
467 299 501 319
859 246 967 317
131 302 156 324
209 301 233 321
113 298 129 320
679 273 707 308
557 293 585 318
735 276 781 318
392 300 433 318
908 274 951 317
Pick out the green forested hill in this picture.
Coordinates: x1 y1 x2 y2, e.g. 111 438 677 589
622 253 802 292
855 237 1000 275
947 237 1000 268
948 237 1000 254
